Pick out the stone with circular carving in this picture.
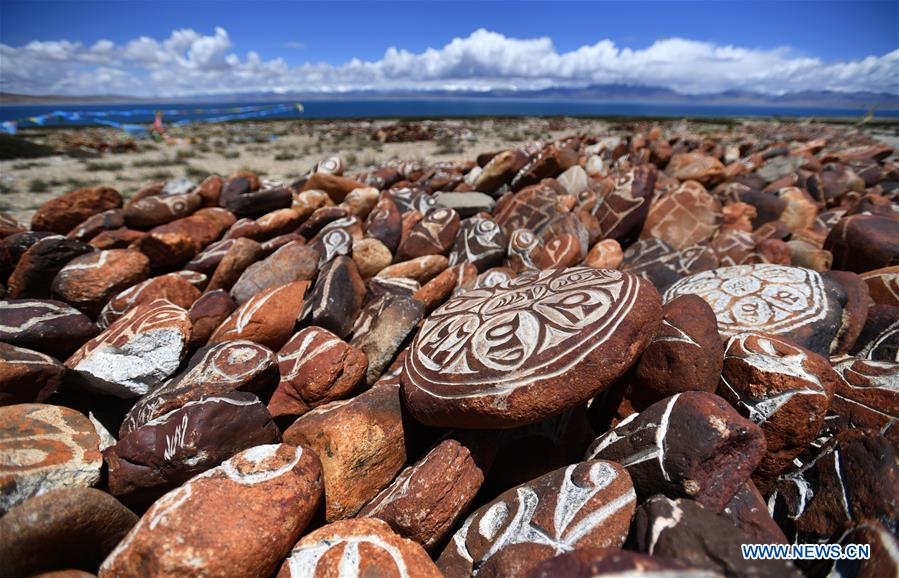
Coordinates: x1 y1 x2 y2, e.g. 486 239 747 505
98 443 323 578
449 216 507 272
402 266 661 428
276 518 442 578
0 404 102 514
396 207 460 261
663 264 844 356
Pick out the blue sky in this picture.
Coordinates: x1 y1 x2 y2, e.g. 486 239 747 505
1 1 897 96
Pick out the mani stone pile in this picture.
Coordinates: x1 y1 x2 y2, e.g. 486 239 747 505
0 122 898 578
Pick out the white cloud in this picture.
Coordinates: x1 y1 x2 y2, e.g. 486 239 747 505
0 27 896 97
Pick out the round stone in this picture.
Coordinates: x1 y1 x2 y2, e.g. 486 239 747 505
663 264 843 355
402 266 661 428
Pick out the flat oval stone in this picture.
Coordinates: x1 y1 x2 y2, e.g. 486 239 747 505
663 264 844 356
0 299 98 359
65 299 191 398
8 237 94 299
437 460 636 578
98 273 201 329
0 404 102 514
51 249 151 317
0 487 137 578
276 518 442 578
403 267 661 428
99 443 323 578
31 187 122 236
210 280 309 350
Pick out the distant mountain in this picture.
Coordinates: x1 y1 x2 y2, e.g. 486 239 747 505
2 85 897 109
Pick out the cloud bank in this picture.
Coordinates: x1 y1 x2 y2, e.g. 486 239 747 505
1 27 897 97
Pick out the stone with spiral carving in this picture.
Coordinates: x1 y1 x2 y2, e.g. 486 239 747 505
402 266 661 428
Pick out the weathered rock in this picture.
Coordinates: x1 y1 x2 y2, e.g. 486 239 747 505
206 237 263 292
0 230 56 280
268 327 368 421
718 332 839 492
474 148 530 194
403 267 661 428
98 273 201 329
300 256 365 339
283 382 410 521
135 207 235 268
663 264 846 356
8 237 94 299
633 496 800 578
302 172 367 203
220 185 292 218
851 304 899 361
0 488 137 578
230 241 318 305
0 299 98 358
641 180 721 250
51 249 151 317
721 480 789 545
587 391 766 511
186 289 236 348
351 237 392 277
667 153 726 186
67 209 125 242
120 339 277 435
816 522 899 578
98 444 323 578
594 165 658 246
351 294 424 385
375 254 448 284
210 280 309 350
769 429 898 543
276 518 442 578
506 228 552 272
365 197 403 253
89 227 146 250
435 191 496 218
358 436 490 551
183 237 233 275
396 207 460 261
65 299 191 398
510 142 579 191
825 213 899 273
106 392 281 504
629 294 724 410
32 187 122 235
449 216 507 272
0 404 102 515
860 265 899 307
494 180 560 238
437 460 636 578
310 227 352 267
830 356 899 434
524 548 716 578
0 343 63 405
124 191 202 228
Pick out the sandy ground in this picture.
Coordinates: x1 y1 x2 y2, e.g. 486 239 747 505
1 116 896 226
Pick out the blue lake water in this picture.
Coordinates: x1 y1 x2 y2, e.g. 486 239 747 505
2 98 897 126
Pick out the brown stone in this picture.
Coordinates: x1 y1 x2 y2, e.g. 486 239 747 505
437 460 635 578
0 230 56 280
365 197 403 253
594 165 657 246
99 273 200 329
473 148 530 194
210 280 309 350
65 299 191 398
89 227 146 250
506 228 552 272
106 392 281 504
667 152 726 186
352 237 392 278
220 185 292 218
302 172 367 203
587 391 766 511
268 327 368 421
403 267 661 428
494 180 560 238
283 382 410 521
0 299 98 359
183 237 234 275
830 356 899 433
633 496 800 578
718 332 839 492
825 213 899 273
510 142 579 191
396 207 460 261
276 518 442 578
351 293 424 385
629 294 724 410
67 209 125 242
32 187 122 235
721 480 789 544
524 548 707 578
124 191 202 228
51 249 150 317
206 237 263 292
449 216 507 272
230 241 318 305
584 239 624 270
98 443 323 578
641 180 721 250
0 404 102 514
193 174 222 206
0 343 63 406
0 488 137 578
414 265 458 313
136 207 236 268
850 304 899 361
300 256 365 339
121 339 277 435
375 254 448 284
8 237 94 299
860 265 899 307
186 289 236 348
358 437 490 551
